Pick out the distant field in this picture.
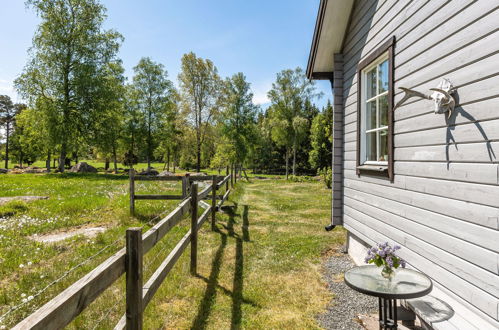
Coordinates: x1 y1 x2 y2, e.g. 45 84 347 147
0 172 337 328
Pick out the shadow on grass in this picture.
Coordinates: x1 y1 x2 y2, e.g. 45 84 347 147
191 204 257 330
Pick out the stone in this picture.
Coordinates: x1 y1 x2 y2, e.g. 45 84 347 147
0 168 7 174
158 170 175 177
139 168 159 176
70 162 98 173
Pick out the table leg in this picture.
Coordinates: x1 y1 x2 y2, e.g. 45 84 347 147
378 298 398 329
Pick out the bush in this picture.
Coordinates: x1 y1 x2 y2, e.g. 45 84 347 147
318 167 332 189
288 175 314 182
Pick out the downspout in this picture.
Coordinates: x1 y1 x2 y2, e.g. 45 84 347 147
326 53 345 231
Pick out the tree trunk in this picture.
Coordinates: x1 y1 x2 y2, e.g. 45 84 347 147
285 148 289 179
112 143 118 173
167 149 170 172
196 143 201 172
105 159 110 171
4 122 9 169
292 136 297 176
46 151 51 172
58 142 67 172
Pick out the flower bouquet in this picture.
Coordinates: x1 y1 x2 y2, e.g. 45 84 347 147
365 242 406 279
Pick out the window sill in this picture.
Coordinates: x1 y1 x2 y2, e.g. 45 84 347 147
357 164 388 172
356 164 389 178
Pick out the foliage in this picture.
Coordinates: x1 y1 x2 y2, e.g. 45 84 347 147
178 52 221 171
132 57 175 169
218 72 258 164
15 0 123 172
267 67 321 177
309 101 332 170
318 167 332 189
0 96 24 168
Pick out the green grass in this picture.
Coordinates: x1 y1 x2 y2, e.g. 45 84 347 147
0 173 342 329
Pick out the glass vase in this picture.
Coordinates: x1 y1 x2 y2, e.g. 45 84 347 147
381 266 395 280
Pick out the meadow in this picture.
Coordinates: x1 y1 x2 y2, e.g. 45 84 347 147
0 171 342 329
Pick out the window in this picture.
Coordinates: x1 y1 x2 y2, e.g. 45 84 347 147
356 37 394 181
361 55 389 164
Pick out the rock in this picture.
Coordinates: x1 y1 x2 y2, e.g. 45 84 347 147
0 195 49 206
23 167 48 173
70 162 98 173
139 168 159 176
187 172 207 176
0 168 7 174
158 170 174 177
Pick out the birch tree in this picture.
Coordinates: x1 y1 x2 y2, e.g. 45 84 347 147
15 0 122 172
267 67 321 177
178 52 220 172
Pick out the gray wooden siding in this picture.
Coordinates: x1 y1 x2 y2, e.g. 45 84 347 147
340 0 499 325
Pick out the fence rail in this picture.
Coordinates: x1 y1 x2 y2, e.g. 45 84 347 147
14 168 236 330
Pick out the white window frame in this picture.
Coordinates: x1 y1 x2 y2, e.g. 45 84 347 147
360 52 389 166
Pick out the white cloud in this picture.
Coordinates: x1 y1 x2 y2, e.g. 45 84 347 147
252 81 271 106
0 79 16 99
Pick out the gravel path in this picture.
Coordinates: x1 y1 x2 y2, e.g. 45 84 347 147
317 249 377 330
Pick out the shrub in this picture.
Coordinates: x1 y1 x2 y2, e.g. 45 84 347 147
318 167 332 189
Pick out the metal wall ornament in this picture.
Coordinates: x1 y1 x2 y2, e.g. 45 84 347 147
394 78 457 118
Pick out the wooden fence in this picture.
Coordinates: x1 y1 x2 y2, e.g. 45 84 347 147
13 170 234 329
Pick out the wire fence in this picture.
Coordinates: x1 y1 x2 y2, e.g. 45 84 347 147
0 236 124 325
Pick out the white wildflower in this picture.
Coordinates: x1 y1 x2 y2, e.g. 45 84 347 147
19 264 25 268
21 293 26 298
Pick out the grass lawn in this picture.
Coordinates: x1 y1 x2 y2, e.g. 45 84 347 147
0 173 343 329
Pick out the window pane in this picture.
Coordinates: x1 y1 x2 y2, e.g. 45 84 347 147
379 95 388 127
366 100 376 131
379 129 388 162
366 68 377 99
378 59 389 94
366 132 377 161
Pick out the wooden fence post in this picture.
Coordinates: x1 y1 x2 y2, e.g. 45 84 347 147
126 228 143 330
211 175 217 230
225 166 229 191
234 164 237 184
190 183 198 275
182 176 188 198
129 169 135 215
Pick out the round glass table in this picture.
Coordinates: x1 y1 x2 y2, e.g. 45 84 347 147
344 265 432 329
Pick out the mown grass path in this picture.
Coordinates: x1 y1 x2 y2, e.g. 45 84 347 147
143 179 345 329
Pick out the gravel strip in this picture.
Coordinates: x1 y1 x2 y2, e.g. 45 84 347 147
317 249 377 330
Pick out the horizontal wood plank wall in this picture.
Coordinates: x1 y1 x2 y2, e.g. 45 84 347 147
341 0 499 325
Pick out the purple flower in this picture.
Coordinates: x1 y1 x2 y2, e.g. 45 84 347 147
386 256 393 267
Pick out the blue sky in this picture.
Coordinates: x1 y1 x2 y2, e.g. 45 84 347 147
0 0 332 109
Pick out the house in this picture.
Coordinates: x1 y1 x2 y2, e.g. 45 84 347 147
307 0 499 328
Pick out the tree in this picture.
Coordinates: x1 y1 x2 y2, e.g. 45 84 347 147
178 52 221 172
267 67 321 177
15 0 123 172
219 73 258 166
132 57 174 170
309 101 332 171
92 62 126 172
9 107 48 167
0 95 16 168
